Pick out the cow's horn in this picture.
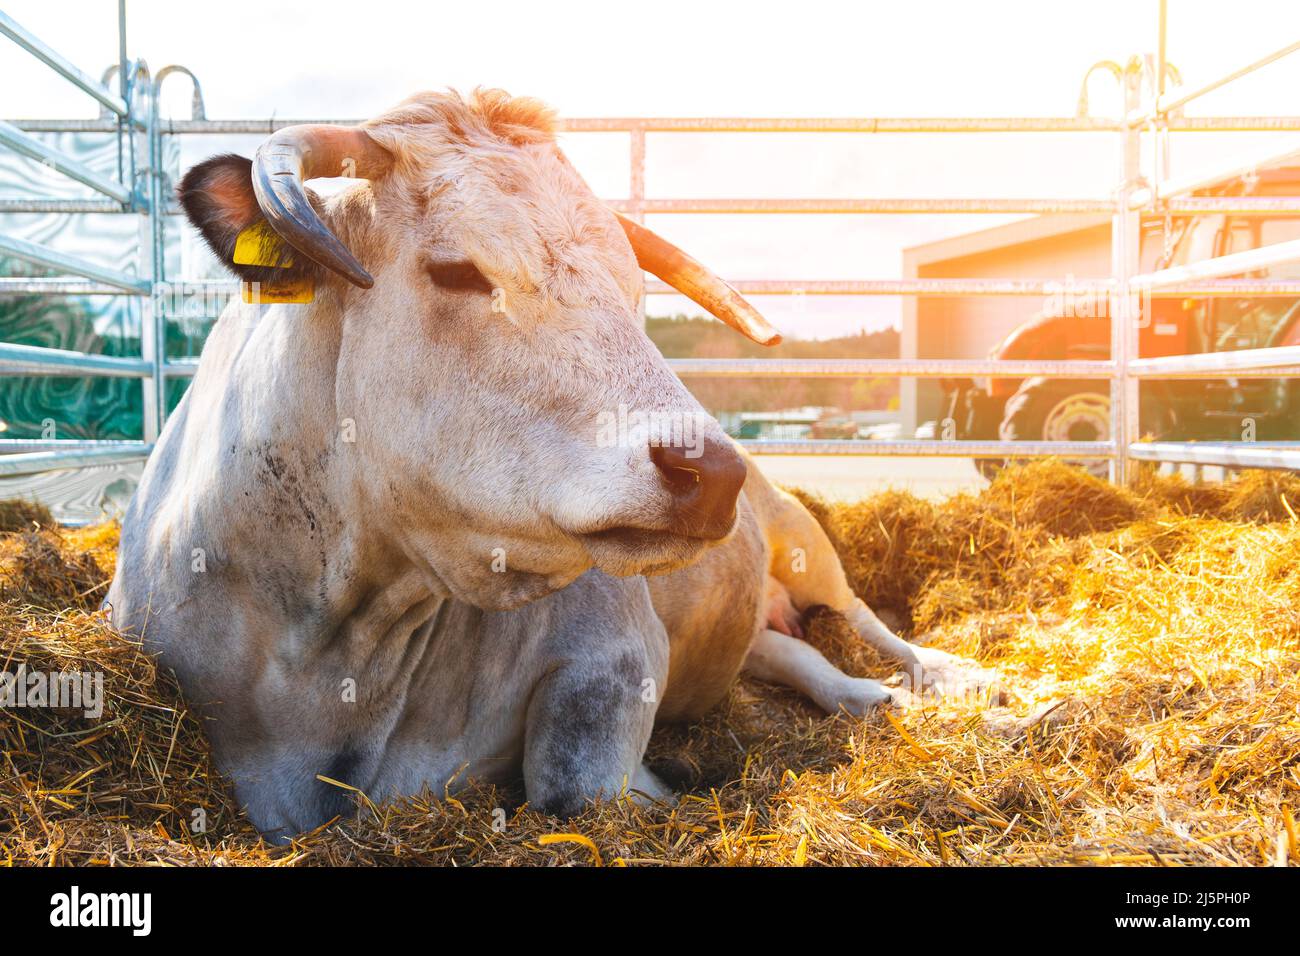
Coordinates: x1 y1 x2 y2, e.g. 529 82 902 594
251 125 393 289
616 213 781 346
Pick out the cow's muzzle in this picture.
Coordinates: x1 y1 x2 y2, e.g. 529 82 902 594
578 438 746 570
647 437 747 540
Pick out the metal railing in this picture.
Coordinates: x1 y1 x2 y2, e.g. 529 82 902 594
2 1 1300 485
0 0 164 478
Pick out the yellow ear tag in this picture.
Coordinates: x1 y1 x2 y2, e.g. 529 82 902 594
241 279 315 304
233 221 294 268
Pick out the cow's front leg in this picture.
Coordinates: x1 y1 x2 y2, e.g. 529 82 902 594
523 649 668 816
521 574 671 817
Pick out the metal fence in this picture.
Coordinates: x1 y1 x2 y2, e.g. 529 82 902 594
3 2 1300 488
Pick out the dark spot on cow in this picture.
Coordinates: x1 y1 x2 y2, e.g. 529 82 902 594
530 652 647 815
539 675 621 787
611 651 641 688
535 792 587 819
251 443 331 537
315 748 363 821
324 748 361 782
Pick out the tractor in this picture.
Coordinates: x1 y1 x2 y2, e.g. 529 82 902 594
939 164 1300 477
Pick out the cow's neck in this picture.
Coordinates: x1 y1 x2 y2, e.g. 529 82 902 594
193 298 449 647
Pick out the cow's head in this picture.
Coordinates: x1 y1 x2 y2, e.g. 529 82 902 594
179 90 779 610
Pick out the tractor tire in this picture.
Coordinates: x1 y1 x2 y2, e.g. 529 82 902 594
999 378 1111 479
975 456 1004 482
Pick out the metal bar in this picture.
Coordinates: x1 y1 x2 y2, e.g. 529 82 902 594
647 278 1111 296
566 118 1128 133
0 278 135 295
0 233 149 293
14 194 1296 217
669 358 1114 378
718 278 1300 297
129 116 1300 134
0 198 125 214
629 126 646 324
164 353 1299 382
166 197 1107 219
141 61 165 442
1132 365 1300 379
164 359 199 378
1150 41 1300 121
739 439 1114 457
1157 0 1168 98
4 276 1292 300
0 438 148 453
0 120 132 203
628 128 645 220
137 117 1130 134
1161 196 1300 215
652 278 1300 297
1134 143 1300 204
0 446 152 477
1111 67 1143 484
0 342 150 377
11 116 1300 135
117 0 128 113
1132 237 1300 289
0 11 129 117
1129 345 1300 378
1128 442 1300 469
1143 279 1300 297
1167 117 1300 131
0 277 235 297
614 198 1116 215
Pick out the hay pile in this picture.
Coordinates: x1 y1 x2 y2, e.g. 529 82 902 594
2 461 1297 866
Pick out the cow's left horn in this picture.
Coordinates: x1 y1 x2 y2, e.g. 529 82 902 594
251 125 394 289
616 213 781 346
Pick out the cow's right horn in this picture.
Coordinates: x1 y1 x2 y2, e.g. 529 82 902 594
251 125 393 289
615 213 782 346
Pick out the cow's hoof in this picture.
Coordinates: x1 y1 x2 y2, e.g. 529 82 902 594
900 647 1006 705
629 765 675 806
534 793 587 819
820 676 894 717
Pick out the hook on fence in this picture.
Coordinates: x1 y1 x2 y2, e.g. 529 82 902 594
153 65 207 121
99 61 151 120
1075 60 1124 119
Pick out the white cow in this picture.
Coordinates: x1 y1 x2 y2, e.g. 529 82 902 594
106 90 997 839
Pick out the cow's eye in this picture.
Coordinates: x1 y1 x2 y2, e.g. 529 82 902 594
426 260 494 294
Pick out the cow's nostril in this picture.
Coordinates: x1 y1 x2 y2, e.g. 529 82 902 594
649 445 702 496
649 439 747 539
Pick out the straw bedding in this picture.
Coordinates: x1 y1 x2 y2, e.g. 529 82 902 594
2 461 1297 866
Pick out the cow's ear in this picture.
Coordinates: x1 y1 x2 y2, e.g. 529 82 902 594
178 154 320 285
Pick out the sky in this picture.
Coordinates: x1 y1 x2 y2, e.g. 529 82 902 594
2 0 1299 338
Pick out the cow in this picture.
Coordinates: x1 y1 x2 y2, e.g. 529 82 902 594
106 89 998 839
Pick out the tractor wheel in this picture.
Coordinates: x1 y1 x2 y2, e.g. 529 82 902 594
999 378 1111 479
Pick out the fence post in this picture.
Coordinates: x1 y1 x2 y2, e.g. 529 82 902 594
135 70 165 443
630 123 647 326
1110 62 1144 484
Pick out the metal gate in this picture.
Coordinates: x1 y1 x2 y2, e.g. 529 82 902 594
3 1 1300 497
